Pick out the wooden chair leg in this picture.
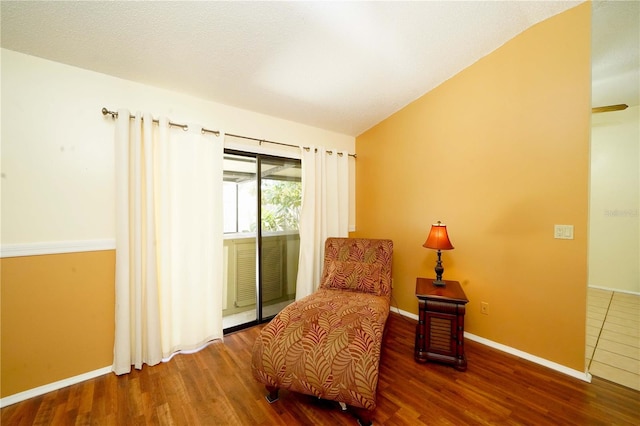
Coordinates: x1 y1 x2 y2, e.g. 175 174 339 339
265 386 279 403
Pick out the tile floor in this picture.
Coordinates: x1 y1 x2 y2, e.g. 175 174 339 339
586 287 640 390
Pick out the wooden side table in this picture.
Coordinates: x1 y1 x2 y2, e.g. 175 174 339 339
414 278 469 371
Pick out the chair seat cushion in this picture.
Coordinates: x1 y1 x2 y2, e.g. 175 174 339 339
251 288 390 410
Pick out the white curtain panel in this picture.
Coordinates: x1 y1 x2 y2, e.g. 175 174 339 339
295 146 349 299
113 110 224 375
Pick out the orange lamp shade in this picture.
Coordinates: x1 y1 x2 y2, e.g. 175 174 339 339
423 221 454 251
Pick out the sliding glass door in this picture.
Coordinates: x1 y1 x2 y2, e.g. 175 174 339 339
258 156 301 321
222 150 301 332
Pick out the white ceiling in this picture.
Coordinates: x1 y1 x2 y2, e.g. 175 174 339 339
1 1 637 136
591 0 640 111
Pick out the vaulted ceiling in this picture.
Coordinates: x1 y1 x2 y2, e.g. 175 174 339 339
1 1 637 136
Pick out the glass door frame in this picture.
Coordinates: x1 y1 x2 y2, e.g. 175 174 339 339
223 148 301 334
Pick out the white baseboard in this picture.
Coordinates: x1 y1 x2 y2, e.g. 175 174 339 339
393 307 418 321
0 307 594 408
0 239 116 258
463 333 591 382
588 285 640 297
0 366 112 408
392 308 591 383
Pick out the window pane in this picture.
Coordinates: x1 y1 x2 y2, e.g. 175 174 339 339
223 154 257 234
238 180 257 232
260 158 302 233
261 179 301 231
223 181 237 233
260 157 301 320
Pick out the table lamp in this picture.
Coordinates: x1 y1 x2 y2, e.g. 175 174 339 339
423 221 454 286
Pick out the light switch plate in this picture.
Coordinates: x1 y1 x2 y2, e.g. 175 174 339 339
554 224 574 239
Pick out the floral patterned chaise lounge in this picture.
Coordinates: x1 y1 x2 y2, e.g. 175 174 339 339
251 237 393 424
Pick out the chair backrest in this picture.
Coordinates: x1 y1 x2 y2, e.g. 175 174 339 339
322 238 394 297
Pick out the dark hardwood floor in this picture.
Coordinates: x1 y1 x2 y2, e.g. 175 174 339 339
2 312 639 425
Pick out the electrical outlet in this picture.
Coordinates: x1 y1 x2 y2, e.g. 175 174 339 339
481 302 489 315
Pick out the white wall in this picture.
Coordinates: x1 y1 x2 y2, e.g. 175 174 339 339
1 49 355 246
589 105 640 293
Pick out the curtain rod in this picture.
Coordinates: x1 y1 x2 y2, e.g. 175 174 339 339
101 108 356 158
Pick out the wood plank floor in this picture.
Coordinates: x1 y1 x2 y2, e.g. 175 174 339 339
3 312 639 425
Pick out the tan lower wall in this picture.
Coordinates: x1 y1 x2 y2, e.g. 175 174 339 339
1 250 115 398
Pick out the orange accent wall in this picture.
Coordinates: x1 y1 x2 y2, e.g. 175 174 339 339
1 251 115 397
353 4 590 370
